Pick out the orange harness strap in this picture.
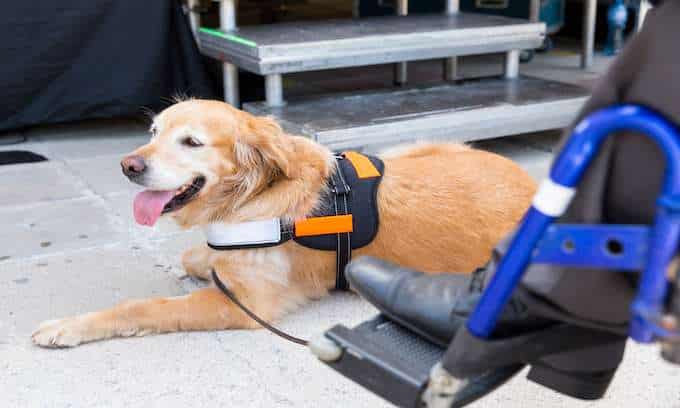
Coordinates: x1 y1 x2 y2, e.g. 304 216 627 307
293 152 379 237
343 151 381 179
295 215 354 237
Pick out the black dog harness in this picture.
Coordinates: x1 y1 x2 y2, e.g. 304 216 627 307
208 152 384 346
206 152 384 291
294 152 384 290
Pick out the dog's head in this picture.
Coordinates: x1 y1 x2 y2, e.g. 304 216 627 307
121 100 295 227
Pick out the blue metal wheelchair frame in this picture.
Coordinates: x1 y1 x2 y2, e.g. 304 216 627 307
467 104 680 344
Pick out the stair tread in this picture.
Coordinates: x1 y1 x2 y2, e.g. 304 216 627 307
199 13 545 74
245 76 588 149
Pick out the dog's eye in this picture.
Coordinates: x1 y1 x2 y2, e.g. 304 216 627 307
181 137 203 148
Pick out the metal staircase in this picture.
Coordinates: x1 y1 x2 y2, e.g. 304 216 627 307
197 1 589 149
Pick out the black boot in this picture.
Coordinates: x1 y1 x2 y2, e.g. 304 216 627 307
346 256 552 347
346 256 627 400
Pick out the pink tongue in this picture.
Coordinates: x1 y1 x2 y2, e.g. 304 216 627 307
133 190 176 226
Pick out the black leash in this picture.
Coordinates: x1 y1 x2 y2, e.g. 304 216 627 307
211 270 309 346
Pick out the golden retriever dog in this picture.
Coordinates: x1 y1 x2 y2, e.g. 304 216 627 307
32 100 536 348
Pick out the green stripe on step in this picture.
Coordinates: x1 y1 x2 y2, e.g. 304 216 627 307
199 28 257 47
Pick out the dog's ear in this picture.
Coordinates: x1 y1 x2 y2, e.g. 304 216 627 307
235 115 293 179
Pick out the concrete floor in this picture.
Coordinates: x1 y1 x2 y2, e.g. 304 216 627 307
2 50 679 407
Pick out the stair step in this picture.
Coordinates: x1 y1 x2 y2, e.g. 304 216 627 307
199 14 545 75
244 76 589 150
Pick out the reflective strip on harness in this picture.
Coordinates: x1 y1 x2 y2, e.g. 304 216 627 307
205 218 282 247
295 215 354 237
343 151 381 179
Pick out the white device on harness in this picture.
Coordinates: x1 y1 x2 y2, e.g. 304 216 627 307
205 218 283 248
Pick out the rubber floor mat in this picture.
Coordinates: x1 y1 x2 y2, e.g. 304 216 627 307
0 151 48 166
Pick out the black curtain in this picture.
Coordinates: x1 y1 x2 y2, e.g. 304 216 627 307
0 0 217 132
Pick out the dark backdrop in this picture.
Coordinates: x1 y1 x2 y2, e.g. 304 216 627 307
0 0 217 133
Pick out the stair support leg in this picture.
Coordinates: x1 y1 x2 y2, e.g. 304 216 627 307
444 0 459 81
582 0 597 69
221 0 240 106
265 74 284 107
394 0 409 86
504 50 520 79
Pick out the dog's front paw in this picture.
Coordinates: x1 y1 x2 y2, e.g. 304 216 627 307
32 318 87 348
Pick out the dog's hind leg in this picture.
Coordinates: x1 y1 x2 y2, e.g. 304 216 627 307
31 275 301 348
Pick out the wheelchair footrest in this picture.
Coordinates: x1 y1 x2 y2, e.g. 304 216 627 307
316 315 444 408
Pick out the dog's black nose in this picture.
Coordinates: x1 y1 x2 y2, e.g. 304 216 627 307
121 155 146 178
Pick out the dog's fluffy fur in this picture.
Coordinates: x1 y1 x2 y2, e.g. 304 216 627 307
32 100 536 347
